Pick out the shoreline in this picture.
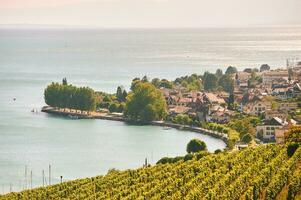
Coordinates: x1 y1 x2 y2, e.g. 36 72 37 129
41 106 228 143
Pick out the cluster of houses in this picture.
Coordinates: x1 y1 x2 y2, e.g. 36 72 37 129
160 87 234 124
160 62 301 144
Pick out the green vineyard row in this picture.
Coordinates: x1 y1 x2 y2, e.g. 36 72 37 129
1 144 301 200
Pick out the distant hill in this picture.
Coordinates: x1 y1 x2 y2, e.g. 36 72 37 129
1 144 301 200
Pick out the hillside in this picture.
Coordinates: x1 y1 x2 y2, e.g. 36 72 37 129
1 145 301 200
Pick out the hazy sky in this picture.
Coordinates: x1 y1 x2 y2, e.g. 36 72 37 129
0 0 300 28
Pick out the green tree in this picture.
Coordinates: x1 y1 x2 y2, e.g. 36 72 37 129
260 64 270 72
151 78 160 88
159 79 173 89
218 74 234 93
116 86 127 102
228 118 256 138
124 82 167 122
62 77 68 85
186 139 207 153
203 72 218 91
215 69 223 78
285 126 301 144
44 82 97 112
242 133 253 144
225 66 237 74
228 92 235 110
130 78 141 91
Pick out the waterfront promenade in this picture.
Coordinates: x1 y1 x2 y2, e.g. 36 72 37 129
41 106 228 142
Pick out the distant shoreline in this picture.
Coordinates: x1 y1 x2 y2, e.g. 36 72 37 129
41 106 228 143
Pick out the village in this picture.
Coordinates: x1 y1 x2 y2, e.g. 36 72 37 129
155 60 301 146
42 59 301 149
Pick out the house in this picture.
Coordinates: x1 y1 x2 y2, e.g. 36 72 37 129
206 105 234 123
169 105 191 116
244 100 272 115
272 88 294 100
256 117 286 141
275 127 288 144
262 70 288 85
278 102 298 112
265 109 287 121
203 92 225 105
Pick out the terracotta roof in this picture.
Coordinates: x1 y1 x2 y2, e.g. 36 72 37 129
169 106 190 114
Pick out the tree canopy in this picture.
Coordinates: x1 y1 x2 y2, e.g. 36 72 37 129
285 126 301 144
124 81 167 122
218 74 234 93
186 139 207 153
260 64 270 72
225 66 238 74
44 80 97 111
203 72 218 91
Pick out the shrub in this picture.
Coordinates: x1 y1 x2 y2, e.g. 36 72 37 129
186 139 207 153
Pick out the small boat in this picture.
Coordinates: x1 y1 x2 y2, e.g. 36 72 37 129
163 126 172 130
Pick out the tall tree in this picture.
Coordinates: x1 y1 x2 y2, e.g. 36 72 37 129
215 69 223 78
62 78 68 85
116 86 127 102
225 66 238 74
203 72 218 91
218 74 234 93
124 82 167 122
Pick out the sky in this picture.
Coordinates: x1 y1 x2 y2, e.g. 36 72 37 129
0 0 300 28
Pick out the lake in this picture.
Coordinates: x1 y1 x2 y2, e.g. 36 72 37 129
1 26 301 193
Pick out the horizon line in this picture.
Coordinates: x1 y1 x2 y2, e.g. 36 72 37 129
1 23 301 30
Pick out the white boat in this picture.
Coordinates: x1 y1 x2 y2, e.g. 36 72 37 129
163 126 172 130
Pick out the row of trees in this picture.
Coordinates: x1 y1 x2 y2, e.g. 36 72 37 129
44 80 97 111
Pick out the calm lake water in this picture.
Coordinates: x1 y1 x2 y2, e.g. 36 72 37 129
0 26 301 193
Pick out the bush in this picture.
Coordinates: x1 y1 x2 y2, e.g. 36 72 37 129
183 153 194 161
287 143 300 157
186 139 207 153
214 149 222 154
242 133 253 144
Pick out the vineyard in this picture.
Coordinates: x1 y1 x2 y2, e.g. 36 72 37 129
1 144 301 200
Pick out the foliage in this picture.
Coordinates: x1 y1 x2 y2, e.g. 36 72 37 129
241 133 253 144
287 164 301 200
203 72 218 91
228 117 256 138
62 77 68 85
214 149 222 154
2 145 300 200
116 86 127 102
124 81 167 122
202 122 240 149
173 74 202 91
130 77 141 91
287 143 300 157
186 139 207 153
225 66 238 74
172 114 193 125
44 81 97 111
151 78 173 89
260 64 270 72
215 69 223 78
285 125 301 144
218 74 234 93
